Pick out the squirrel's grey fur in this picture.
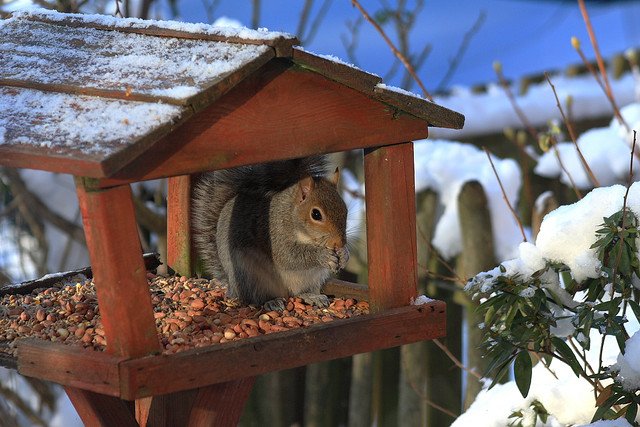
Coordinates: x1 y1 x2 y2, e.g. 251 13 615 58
192 155 348 308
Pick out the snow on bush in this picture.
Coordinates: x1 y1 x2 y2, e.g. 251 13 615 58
459 183 640 426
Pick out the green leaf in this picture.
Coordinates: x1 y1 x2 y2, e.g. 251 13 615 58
551 337 582 377
592 393 621 421
514 351 532 398
629 300 640 323
625 403 638 423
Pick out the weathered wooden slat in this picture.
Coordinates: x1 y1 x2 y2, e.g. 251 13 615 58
292 47 382 94
167 176 194 277
0 78 185 106
98 60 429 186
119 302 445 400
364 143 419 311
373 85 465 130
0 86 191 178
16 11 299 57
1 18 276 107
76 182 161 358
15 302 445 399
0 253 161 297
18 339 124 396
321 278 370 301
65 387 138 426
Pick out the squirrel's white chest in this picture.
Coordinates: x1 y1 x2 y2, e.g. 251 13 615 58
279 268 330 294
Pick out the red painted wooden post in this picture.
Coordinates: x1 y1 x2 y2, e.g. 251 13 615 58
167 175 194 276
364 142 418 311
65 387 138 427
187 377 256 426
75 179 161 358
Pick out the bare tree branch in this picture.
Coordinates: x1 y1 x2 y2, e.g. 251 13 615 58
1 169 85 246
251 0 260 29
340 16 363 66
436 10 486 92
350 0 433 100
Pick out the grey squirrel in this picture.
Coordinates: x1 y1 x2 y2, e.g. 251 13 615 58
192 155 349 310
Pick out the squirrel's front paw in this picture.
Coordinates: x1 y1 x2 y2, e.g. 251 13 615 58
299 293 329 308
328 246 349 272
263 297 287 311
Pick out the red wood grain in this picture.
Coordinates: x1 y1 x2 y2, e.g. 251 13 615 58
76 181 161 358
364 142 419 312
16 302 445 399
64 387 137 427
167 175 194 277
18 338 123 396
187 378 256 426
120 302 444 399
100 60 430 186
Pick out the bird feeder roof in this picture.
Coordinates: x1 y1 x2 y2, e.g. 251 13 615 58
0 9 464 179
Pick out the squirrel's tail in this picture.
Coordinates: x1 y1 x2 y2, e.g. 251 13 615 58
213 155 329 196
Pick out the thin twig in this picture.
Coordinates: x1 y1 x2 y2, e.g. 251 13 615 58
421 235 466 285
568 337 601 390
544 72 600 187
350 0 433 101
436 10 486 92
297 0 333 45
550 139 583 199
611 131 637 303
577 0 620 125
482 147 527 242
573 4 630 134
114 0 124 17
400 354 459 419
433 338 483 380
494 64 539 139
531 351 558 380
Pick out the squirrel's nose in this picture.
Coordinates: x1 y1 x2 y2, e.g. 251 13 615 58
329 236 346 250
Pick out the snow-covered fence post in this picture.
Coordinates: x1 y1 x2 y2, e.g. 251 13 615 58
456 180 496 408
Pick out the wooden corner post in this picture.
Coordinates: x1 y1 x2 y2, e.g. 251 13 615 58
167 175 195 277
75 179 161 358
364 143 418 311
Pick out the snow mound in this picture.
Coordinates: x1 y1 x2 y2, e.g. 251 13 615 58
414 139 523 262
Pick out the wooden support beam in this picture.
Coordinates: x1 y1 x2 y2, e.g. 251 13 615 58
100 61 429 186
364 142 419 311
18 338 124 396
133 378 255 427
167 175 195 277
64 387 137 427
16 295 444 400
75 180 161 358
119 302 443 400
187 378 256 426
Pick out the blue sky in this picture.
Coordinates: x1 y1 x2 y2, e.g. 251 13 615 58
170 0 640 92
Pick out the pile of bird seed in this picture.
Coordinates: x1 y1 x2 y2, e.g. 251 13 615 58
0 274 369 357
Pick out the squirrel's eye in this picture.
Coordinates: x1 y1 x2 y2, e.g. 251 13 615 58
311 208 323 221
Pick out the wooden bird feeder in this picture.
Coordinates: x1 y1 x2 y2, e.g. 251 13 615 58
0 9 464 425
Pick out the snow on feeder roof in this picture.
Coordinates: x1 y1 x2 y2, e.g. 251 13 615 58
0 8 463 180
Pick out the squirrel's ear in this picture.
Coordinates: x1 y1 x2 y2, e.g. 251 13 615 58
331 167 340 187
298 176 314 202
